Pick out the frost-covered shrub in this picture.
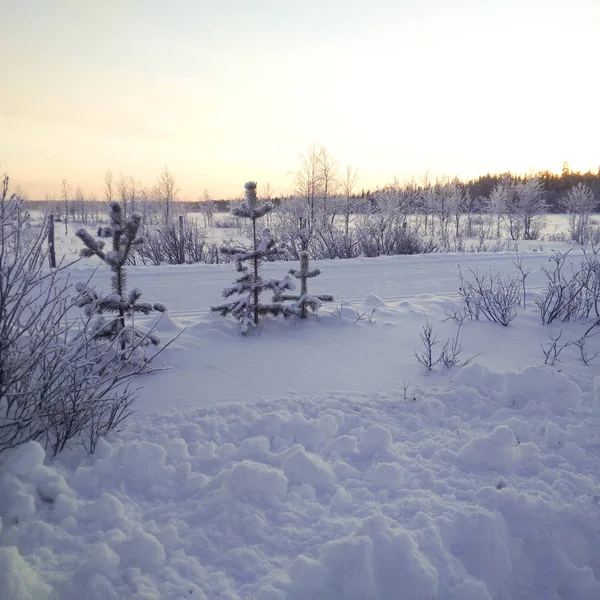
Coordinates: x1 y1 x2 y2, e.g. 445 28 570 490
76 201 166 356
457 266 520 326
536 248 600 330
134 216 217 265
354 217 435 257
0 177 143 455
560 183 597 245
213 217 238 229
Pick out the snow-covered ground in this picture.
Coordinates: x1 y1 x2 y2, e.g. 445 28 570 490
1 235 600 598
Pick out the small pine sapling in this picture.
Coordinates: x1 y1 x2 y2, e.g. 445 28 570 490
212 181 294 334
76 201 166 352
276 251 334 318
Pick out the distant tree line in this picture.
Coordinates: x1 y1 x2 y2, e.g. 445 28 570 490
463 163 600 214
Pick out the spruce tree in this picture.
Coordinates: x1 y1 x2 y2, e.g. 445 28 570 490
276 251 333 318
75 201 166 348
212 181 293 334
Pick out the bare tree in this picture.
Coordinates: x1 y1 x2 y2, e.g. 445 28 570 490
259 182 274 201
74 185 86 223
448 180 465 238
61 178 71 234
116 172 130 218
200 188 215 227
434 177 453 239
88 192 101 223
419 184 437 236
560 183 597 244
318 146 339 218
487 180 511 239
294 143 324 243
419 172 433 234
103 169 114 203
156 165 180 221
129 176 140 214
341 164 359 236
515 178 547 240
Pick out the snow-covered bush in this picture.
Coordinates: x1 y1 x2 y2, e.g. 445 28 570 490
514 178 548 240
536 247 600 330
212 182 294 333
0 177 143 456
76 201 166 356
134 215 219 265
560 183 597 244
457 266 520 326
354 218 433 257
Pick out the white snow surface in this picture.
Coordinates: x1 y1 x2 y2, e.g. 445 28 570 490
2 249 600 599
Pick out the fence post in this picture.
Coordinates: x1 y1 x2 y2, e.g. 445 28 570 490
48 214 57 268
178 215 185 264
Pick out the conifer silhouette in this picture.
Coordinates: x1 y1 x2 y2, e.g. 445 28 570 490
212 182 293 333
76 201 166 347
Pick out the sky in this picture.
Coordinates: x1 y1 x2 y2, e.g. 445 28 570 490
1 0 599 200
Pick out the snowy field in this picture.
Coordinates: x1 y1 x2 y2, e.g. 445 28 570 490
2 233 600 598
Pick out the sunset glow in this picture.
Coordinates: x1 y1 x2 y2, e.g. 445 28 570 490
2 0 599 199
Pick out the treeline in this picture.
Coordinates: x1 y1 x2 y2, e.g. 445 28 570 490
21 161 600 217
464 164 600 213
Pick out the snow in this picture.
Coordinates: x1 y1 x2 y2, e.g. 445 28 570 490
2 244 600 598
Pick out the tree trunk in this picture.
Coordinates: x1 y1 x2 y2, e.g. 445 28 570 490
300 253 308 319
178 215 185 264
252 217 259 325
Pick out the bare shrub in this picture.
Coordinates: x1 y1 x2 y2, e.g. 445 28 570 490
540 329 573 366
1 177 155 455
439 323 481 369
457 267 520 325
213 217 238 229
535 249 600 326
355 219 435 257
415 319 479 370
414 321 440 370
512 252 533 308
572 331 599 365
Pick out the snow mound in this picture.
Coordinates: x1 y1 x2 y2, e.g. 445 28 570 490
1 366 598 599
459 426 517 471
0 547 51 600
4 441 46 477
502 364 581 413
363 294 386 307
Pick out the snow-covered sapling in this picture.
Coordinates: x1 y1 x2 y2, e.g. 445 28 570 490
276 251 334 318
212 181 294 334
76 201 166 348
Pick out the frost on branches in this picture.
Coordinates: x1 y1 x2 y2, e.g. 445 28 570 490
212 181 294 334
76 201 166 354
276 251 334 318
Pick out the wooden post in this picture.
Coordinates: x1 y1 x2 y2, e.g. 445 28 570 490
48 214 56 268
300 252 308 318
178 215 185 264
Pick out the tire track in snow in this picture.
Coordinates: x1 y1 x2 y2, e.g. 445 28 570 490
65 251 565 322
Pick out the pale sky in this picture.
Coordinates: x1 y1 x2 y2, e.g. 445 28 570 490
2 0 599 200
